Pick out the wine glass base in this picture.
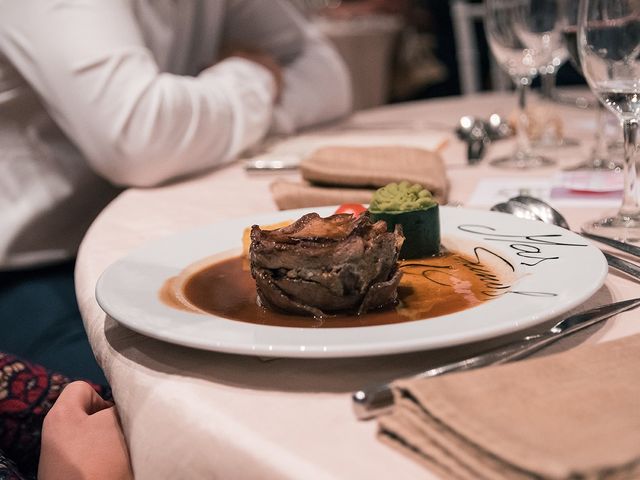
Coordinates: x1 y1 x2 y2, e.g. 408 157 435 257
490 153 555 170
533 137 581 149
564 158 622 171
582 214 640 245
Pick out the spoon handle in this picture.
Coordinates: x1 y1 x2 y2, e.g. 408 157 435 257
581 232 640 260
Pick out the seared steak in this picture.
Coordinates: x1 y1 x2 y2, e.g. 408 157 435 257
249 212 404 317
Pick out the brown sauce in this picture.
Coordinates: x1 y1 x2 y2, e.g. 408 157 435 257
161 251 505 328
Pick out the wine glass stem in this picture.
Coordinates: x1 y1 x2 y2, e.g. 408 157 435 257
620 119 640 217
593 103 608 160
515 77 532 156
541 70 556 100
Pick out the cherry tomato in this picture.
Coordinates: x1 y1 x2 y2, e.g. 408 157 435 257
334 203 367 217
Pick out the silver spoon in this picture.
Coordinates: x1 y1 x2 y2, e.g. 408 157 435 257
491 196 640 281
490 199 547 223
510 195 570 229
510 195 640 258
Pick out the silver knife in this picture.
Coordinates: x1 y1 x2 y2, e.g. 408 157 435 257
352 297 640 421
244 155 300 171
604 252 640 280
581 232 640 260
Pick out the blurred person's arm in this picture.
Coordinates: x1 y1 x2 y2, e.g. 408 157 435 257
321 0 409 19
220 48 285 100
223 0 353 135
0 0 278 187
38 382 133 480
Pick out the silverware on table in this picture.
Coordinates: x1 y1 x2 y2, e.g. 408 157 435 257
242 117 457 172
352 297 640 421
602 252 640 279
456 116 489 164
509 196 640 260
242 117 454 171
456 114 513 164
581 231 640 259
491 196 640 280
243 155 301 171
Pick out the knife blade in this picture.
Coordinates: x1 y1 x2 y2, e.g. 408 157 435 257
352 297 640 421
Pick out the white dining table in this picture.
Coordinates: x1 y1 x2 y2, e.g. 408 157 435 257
75 91 640 479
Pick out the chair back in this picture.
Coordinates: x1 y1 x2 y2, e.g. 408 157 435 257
450 0 510 94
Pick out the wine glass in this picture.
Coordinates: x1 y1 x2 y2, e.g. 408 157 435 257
559 0 620 169
579 0 640 242
484 0 561 169
536 44 582 147
540 42 569 101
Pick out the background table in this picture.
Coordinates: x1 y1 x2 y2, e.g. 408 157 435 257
76 91 640 479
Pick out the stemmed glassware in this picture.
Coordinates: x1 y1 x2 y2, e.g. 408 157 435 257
484 0 562 169
559 0 619 169
540 41 569 101
579 0 640 242
537 44 581 147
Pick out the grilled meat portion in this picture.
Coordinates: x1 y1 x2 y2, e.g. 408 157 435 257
249 212 404 317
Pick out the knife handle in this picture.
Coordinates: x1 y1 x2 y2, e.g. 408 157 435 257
603 252 640 281
352 297 640 421
582 232 640 260
352 340 533 421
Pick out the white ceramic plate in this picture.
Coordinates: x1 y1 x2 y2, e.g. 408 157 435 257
96 207 608 358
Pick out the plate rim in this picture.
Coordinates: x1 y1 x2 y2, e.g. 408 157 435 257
95 206 608 358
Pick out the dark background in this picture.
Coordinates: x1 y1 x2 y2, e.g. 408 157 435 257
397 0 586 101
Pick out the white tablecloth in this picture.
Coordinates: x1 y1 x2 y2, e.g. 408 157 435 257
76 91 640 479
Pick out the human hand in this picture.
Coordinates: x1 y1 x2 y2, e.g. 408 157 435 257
225 49 284 101
38 381 133 480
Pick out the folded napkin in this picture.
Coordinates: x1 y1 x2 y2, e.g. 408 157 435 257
379 333 640 480
271 145 450 210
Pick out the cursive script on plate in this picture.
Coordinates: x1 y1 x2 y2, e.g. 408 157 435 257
457 224 587 267
404 246 557 299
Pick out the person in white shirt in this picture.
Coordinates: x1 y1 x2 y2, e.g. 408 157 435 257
0 0 352 382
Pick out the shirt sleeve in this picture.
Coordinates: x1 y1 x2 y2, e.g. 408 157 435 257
0 0 277 187
223 0 353 135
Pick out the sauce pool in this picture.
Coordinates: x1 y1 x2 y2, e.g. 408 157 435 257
161 252 504 328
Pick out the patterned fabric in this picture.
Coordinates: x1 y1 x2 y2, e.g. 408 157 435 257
0 352 110 480
0 454 23 480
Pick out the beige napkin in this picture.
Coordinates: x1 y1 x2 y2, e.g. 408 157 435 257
379 333 640 480
271 145 450 210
